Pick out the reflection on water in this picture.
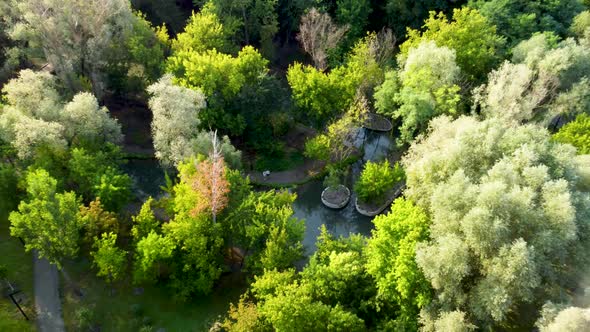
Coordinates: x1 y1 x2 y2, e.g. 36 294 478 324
292 179 374 255
122 158 168 199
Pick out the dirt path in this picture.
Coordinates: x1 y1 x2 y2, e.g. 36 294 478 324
34 252 65 332
247 159 326 186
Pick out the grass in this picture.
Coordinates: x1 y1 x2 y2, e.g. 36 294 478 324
254 149 305 172
62 257 246 332
0 212 36 332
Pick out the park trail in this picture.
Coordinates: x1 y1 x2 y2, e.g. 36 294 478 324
34 252 65 332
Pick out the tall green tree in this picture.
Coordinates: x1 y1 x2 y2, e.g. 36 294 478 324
91 232 127 283
365 198 432 330
400 8 505 81
553 113 590 154
469 0 585 46
9 169 81 268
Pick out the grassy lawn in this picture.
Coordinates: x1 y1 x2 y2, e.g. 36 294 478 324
0 212 36 332
62 257 246 332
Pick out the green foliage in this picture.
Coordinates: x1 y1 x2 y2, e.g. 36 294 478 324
571 10 590 38
172 3 235 54
92 167 132 212
131 197 160 242
79 198 120 245
68 146 131 212
0 163 19 217
225 190 304 273
469 0 585 45
91 232 127 283
202 0 279 58
553 113 590 154
354 160 404 203
384 0 460 39
401 8 506 81
365 198 432 330
133 231 175 284
9 168 81 268
403 116 590 329
384 41 461 145
335 0 372 50
167 46 269 135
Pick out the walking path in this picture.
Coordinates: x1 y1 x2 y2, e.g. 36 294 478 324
247 159 326 186
34 252 65 332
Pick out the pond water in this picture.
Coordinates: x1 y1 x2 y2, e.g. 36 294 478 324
292 129 395 255
122 129 396 256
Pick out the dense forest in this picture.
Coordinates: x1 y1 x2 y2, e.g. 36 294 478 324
1 0 590 331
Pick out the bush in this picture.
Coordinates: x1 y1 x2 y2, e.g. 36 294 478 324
323 165 348 188
354 160 404 202
75 306 96 331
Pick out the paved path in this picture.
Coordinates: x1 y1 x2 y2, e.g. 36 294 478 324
247 159 326 186
34 252 65 332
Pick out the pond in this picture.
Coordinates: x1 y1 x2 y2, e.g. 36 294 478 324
122 129 396 256
292 129 396 255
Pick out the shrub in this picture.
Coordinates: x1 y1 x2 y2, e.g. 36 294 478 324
354 160 404 202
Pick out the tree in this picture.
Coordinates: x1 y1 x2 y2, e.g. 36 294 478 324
160 158 225 299
190 137 230 223
172 3 235 54
131 197 160 242
287 62 358 124
92 167 132 212
400 8 505 81
537 304 590 332
335 0 372 49
384 0 460 39
469 0 584 45
474 34 590 124
304 96 368 163
553 113 590 154
200 0 279 57
91 232 126 283
79 198 120 245
167 46 269 135
147 74 207 167
9 169 81 268
133 231 175 284
297 8 348 70
378 41 461 145
224 190 304 272
8 0 136 97
571 10 590 38
354 160 404 202
0 70 123 162
365 198 432 330
402 116 590 329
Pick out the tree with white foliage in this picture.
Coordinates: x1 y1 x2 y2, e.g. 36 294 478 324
0 70 122 161
147 74 206 167
402 116 590 330
475 33 590 124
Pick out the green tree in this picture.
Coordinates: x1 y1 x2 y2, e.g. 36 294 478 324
335 0 372 48
172 3 235 54
131 197 160 242
365 198 432 330
92 167 132 212
167 46 269 135
225 190 304 272
469 0 585 45
200 0 279 57
402 116 590 330
133 231 175 284
380 41 461 145
553 113 590 154
384 0 459 39
9 169 81 268
79 198 120 245
400 8 505 81
570 10 590 38
91 232 127 283
354 160 404 202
